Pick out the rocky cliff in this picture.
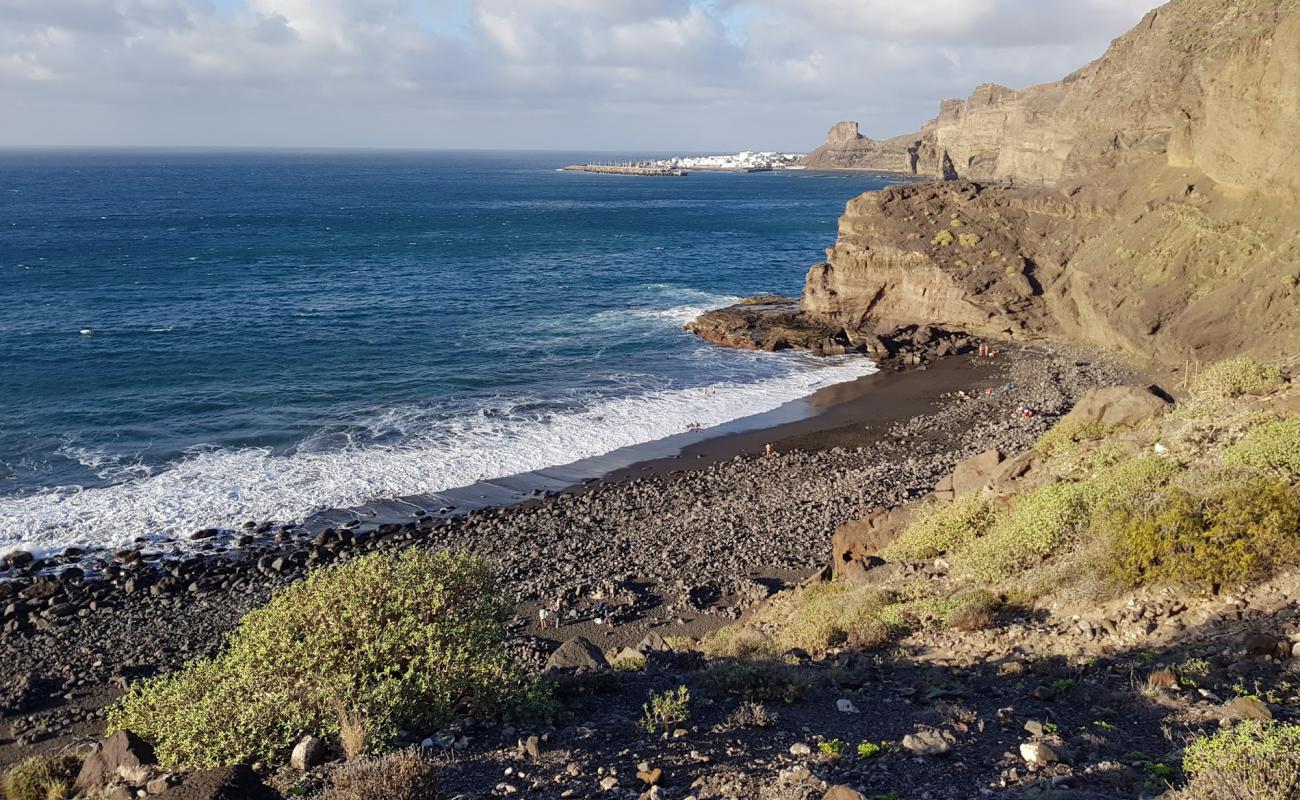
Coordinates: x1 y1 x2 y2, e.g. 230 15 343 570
696 0 1300 369
799 121 921 173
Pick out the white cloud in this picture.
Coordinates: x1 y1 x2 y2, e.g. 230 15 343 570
0 0 1165 148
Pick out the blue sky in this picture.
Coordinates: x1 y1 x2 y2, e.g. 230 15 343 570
0 0 1163 149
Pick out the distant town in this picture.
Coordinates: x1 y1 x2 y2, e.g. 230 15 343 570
652 151 806 171
563 151 806 177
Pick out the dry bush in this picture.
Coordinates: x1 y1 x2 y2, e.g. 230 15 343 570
319 748 439 800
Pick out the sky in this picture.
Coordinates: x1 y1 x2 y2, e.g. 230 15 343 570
0 0 1165 151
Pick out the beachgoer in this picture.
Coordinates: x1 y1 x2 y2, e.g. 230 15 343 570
764 442 776 459
538 607 549 631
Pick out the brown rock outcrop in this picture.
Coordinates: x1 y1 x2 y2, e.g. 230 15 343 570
810 0 1300 198
696 0 1300 369
801 122 921 173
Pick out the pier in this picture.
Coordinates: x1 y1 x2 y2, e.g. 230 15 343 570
563 163 687 177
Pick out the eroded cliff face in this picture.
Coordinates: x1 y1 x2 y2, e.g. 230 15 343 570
810 0 1300 196
697 0 1300 368
800 122 920 173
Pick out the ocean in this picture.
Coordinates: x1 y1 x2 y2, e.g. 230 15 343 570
0 150 897 555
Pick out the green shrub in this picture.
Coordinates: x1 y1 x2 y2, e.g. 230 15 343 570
1174 721 1300 800
640 686 690 734
932 230 955 247
856 740 897 759
320 748 438 800
1107 480 1300 588
958 233 982 248
1035 419 1117 458
708 660 808 704
109 549 529 770
960 482 1092 580
881 494 998 562
1225 417 1300 478
1191 357 1283 401
818 738 845 758
1 757 70 800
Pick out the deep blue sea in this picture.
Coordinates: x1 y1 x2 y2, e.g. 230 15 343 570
0 150 895 554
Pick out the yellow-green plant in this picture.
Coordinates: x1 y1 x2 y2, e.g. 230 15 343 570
1225 417 1300 478
1190 357 1283 401
640 686 690 734
1175 721 1300 800
881 494 998 562
109 549 533 770
960 482 1092 580
1107 480 1300 588
1035 419 1117 458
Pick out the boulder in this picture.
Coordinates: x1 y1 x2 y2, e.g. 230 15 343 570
902 729 951 757
289 735 325 771
1222 696 1273 721
823 787 867 800
544 636 609 673
159 765 280 800
934 448 1003 500
75 730 157 792
1061 386 1171 428
831 505 914 581
1020 741 1061 765
637 632 672 653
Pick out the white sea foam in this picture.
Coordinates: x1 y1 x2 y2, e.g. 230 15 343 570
0 357 876 556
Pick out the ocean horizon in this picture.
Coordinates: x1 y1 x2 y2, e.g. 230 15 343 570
0 149 897 555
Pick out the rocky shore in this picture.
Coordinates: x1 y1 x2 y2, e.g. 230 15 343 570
0 346 1124 772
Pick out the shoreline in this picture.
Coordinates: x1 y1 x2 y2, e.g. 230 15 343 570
0 343 1130 767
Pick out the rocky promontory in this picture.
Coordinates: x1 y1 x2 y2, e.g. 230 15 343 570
719 0 1300 371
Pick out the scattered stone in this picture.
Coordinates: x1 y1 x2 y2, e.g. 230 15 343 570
902 730 951 757
789 743 812 756
545 637 610 673
75 730 158 792
836 698 860 714
824 787 866 800
290 735 325 771
1020 742 1061 765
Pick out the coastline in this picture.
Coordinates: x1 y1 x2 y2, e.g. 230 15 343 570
0 343 1130 768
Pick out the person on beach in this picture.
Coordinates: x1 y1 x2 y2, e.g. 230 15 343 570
538 607 549 631
764 442 776 459
553 596 563 628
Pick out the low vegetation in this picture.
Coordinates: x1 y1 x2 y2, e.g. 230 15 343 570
1035 418 1116 458
108 549 539 770
640 686 691 734
880 493 996 562
1225 417 1300 477
1189 356 1283 401
1107 479 1300 589
319 748 439 800
708 660 808 704
1 756 72 800
1173 721 1300 800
